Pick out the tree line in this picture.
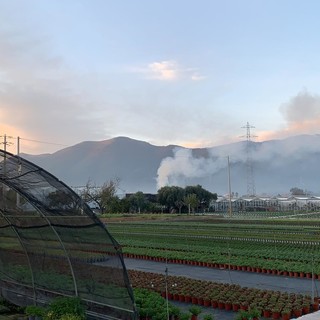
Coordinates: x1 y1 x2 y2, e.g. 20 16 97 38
80 179 217 214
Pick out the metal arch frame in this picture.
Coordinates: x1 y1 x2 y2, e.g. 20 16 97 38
0 181 79 298
0 208 36 301
0 149 136 317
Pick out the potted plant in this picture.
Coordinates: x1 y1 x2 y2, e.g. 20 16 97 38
179 313 191 320
280 308 291 320
235 310 249 320
248 308 260 320
203 314 214 320
271 306 281 319
188 305 202 320
169 305 181 320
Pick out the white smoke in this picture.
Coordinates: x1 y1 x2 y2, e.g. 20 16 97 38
156 133 320 190
156 144 246 189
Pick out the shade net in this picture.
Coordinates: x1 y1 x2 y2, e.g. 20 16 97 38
0 150 137 319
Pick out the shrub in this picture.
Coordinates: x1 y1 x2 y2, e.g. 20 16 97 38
25 305 45 317
44 296 85 320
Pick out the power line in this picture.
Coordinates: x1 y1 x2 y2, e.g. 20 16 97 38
20 137 68 147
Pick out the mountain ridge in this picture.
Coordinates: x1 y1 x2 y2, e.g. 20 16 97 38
21 135 320 196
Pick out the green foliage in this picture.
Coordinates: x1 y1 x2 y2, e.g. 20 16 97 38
157 186 185 212
44 296 85 320
134 288 180 318
157 185 217 213
179 313 191 320
234 309 249 320
184 194 199 214
128 192 150 213
25 305 45 316
188 305 202 316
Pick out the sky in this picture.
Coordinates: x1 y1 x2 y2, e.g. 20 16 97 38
1 0 320 155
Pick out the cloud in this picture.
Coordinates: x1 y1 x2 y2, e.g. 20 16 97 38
280 90 320 126
134 60 205 81
257 90 320 142
0 17 108 154
191 74 206 81
148 61 178 80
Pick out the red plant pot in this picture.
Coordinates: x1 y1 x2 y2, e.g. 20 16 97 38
178 294 185 302
272 311 280 319
232 303 240 312
293 309 302 317
203 299 211 307
281 314 290 320
303 306 310 314
191 297 198 304
218 302 225 310
263 310 271 318
225 303 232 311
211 300 218 308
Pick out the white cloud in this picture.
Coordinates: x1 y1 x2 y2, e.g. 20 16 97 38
148 61 178 80
191 74 206 81
134 60 205 81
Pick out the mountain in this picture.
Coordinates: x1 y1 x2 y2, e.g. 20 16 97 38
21 135 320 196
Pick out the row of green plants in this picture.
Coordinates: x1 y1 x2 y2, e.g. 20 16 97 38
117 234 319 262
108 220 320 274
0 296 86 320
121 243 320 275
108 219 320 241
134 288 215 320
129 269 319 319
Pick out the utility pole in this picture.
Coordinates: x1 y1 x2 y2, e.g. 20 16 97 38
0 134 14 176
227 156 232 217
0 134 14 208
241 122 257 197
17 136 21 207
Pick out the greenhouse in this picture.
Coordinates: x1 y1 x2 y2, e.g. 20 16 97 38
0 150 136 319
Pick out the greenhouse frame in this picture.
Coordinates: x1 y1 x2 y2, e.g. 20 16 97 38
0 149 137 319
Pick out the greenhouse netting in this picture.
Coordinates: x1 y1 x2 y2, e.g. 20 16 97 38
0 150 137 319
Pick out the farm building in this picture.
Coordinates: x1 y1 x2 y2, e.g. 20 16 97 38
214 195 320 213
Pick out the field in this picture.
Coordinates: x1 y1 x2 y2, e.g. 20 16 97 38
1 212 320 319
107 213 320 276
105 213 320 319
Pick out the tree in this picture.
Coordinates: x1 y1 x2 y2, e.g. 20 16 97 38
184 193 199 214
47 190 78 211
81 178 120 214
157 186 185 213
290 187 305 196
185 185 217 212
128 191 149 213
